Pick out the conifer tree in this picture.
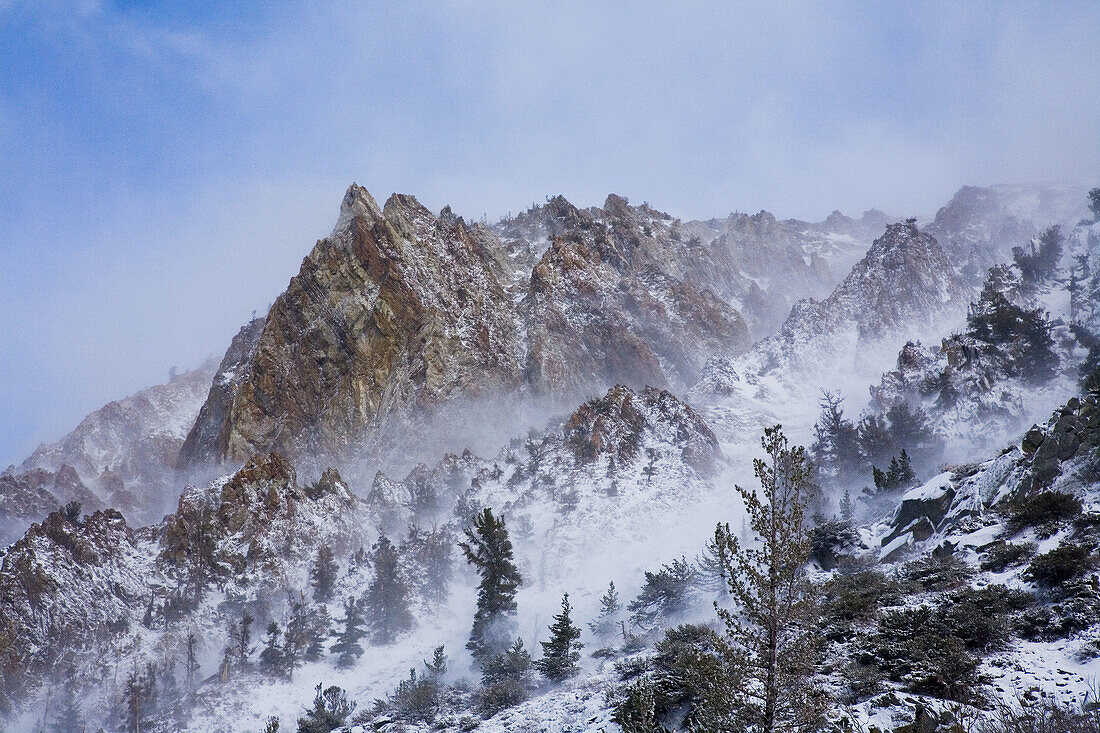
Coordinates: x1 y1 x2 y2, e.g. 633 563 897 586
283 596 308 668
886 449 916 489
811 392 861 485
839 489 854 522
716 425 825 733
306 606 331 662
460 508 523 667
122 666 149 733
225 612 254 671
184 632 199 695
50 666 84 733
401 524 454 607
330 599 367 669
364 535 415 644
535 593 583 682
259 621 288 679
627 557 697 630
588 581 623 640
297 683 355 733
310 546 339 603
478 639 533 716
696 528 733 598
424 645 447 678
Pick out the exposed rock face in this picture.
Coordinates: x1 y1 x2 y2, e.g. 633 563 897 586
183 187 760 468
160 453 363 577
820 220 968 341
870 262 1082 460
0 452 365 712
178 316 266 467
360 383 724 574
523 195 750 393
184 185 525 465
691 220 967 406
0 466 97 544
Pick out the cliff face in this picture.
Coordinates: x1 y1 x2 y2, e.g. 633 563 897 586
181 188 758 468
925 184 1089 283
187 185 525 465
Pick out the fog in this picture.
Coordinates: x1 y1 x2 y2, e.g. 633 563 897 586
3 0 1100 466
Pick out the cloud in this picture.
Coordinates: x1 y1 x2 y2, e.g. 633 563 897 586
1 0 1099 464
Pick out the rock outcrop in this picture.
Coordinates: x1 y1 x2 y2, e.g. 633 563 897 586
691 220 968 406
182 185 525 466
182 187 759 468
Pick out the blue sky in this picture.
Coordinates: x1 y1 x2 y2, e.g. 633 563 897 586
1 0 1099 466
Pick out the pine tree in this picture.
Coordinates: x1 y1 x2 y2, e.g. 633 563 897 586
886 449 916 489
588 581 623 640
297 683 355 733
811 392 861 486
310 546 339 604
460 508 523 667
839 489 854 522
50 667 84 733
330 598 367 669
259 621 288 679
262 716 280 733
283 596 308 670
642 448 659 483
716 425 825 733
856 413 893 470
122 666 149 733
184 632 199 695
230 612 254 670
364 535 415 644
478 639 533 716
696 528 732 598
627 557 697 630
306 606 331 662
401 524 454 607
535 593 583 682
1089 187 1100 223
424 645 447 678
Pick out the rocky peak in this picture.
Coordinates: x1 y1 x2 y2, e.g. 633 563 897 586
181 185 524 466
924 184 1089 283
337 182 383 226
826 219 967 339
522 198 750 394
0 506 143 708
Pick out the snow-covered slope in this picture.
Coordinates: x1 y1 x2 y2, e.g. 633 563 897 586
0 362 216 541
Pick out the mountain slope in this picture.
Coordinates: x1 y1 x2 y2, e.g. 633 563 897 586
0 362 216 541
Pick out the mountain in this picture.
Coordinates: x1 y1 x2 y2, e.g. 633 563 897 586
180 185 525 468
871 219 1100 462
0 362 216 542
925 183 1089 284
180 187 757 471
521 194 750 394
3 182 1098 733
689 219 969 453
0 385 725 729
